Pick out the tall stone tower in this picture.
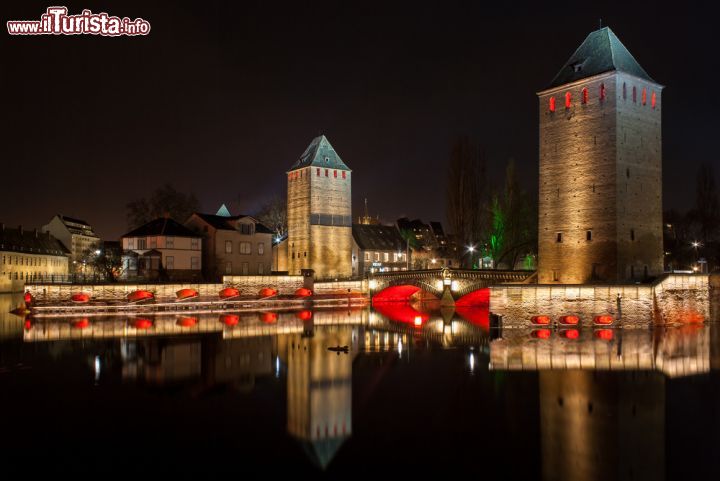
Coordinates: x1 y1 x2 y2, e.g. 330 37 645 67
287 135 352 280
537 27 663 284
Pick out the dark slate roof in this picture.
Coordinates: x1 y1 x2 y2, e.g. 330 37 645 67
288 135 350 172
192 213 274 235
0 226 69 256
396 217 430 232
122 218 199 238
58 214 91 226
546 27 654 89
57 214 98 237
352 224 405 251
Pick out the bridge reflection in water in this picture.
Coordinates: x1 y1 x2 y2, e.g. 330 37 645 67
3 296 719 476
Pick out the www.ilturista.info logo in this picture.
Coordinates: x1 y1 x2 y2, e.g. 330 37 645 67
7 6 151 36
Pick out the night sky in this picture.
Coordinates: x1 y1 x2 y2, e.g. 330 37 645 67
1 1 717 239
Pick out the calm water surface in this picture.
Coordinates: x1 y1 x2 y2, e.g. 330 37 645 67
1 292 719 479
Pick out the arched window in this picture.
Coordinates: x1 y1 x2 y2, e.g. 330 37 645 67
642 87 647 105
623 82 627 100
599 83 606 101
565 91 572 108
549 97 555 112
582 88 589 104
632 86 637 103
651 92 657 109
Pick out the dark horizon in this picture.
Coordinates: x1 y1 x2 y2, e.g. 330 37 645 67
2 1 717 239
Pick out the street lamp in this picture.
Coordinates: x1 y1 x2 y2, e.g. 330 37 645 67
466 245 475 269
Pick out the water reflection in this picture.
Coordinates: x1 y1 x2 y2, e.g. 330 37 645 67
2 294 719 477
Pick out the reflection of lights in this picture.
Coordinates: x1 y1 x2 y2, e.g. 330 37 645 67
369 280 377 290
275 356 280 378
469 352 475 373
94 355 101 383
451 281 459 291
414 316 422 326
397 339 403 356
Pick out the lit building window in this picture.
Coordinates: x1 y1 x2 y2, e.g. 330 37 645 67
334 170 337 178
651 92 657 109
565 92 571 108
600 83 606 101
582 87 588 104
642 87 647 105
342 171 346 179
549 97 555 112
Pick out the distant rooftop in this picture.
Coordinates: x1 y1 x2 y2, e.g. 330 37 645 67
0 225 69 256
122 218 199 238
191 212 274 234
55 214 99 238
546 27 655 90
352 224 405 251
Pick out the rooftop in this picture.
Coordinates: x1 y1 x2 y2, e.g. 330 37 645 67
191 213 274 234
288 135 350 172
0 225 69 256
122 218 200 238
352 224 406 251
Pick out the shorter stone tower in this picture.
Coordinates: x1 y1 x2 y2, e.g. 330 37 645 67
287 135 352 280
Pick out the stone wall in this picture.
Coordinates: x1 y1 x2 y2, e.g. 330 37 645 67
314 279 366 295
490 274 710 328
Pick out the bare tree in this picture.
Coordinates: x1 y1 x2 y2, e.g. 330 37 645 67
255 195 287 238
695 162 719 243
446 136 488 268
126 184 200 229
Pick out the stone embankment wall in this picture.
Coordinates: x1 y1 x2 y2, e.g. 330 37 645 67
490 273 710 328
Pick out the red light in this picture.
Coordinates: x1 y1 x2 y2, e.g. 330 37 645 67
219 287 240 299
582 88 588 104
259 287 278 298
261 312 278 324
559 315 579 325
651 92 656 109
295 310 313 321
600 83 606 101
132 318 153 329
561 329 580 339
565 91 572 108
595 329 613 340
71 318 90 329
334 170 337 178
642 87 647 105
531 329 551 339
295 287 313 298
593 315 614 325
549 97 555 112
220 314 239 326
342 171 346 179
176 288 198 301
531 315 551 325
71 293 90 304
24 320 32 331
23 291 33 305
176 317 198 327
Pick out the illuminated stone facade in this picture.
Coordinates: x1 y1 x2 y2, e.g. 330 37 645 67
538 27 663 283
287 135 352 280
0 225 69 293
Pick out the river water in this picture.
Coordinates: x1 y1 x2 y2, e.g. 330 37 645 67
1 292 718 479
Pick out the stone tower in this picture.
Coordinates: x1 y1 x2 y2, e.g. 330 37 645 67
537 27 663 284
287 135 352 280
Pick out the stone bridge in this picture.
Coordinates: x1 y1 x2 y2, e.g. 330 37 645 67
368 268 534 306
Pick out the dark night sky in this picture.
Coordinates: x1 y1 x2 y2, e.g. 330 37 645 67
1 1 717 239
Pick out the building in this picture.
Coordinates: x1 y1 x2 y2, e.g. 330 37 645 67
396 217 457 269
0 224 69 292
184 205 274 279
287 135 352 280
120 217 202 281
357 198 380 225
351 224 408 276
537 27 663 284
42 214 101 273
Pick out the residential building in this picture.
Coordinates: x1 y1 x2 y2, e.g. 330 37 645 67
120 218 202 281
184 205 274 279
0 224 69 292
42 214 101 273
537 27 663 283
396 217 458 269
351 224 408 276
287 135 352 280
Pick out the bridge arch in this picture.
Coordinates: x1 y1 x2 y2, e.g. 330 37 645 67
372 279 442 303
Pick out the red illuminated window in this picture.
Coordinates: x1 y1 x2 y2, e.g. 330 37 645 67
632 86 637 103
288 173 292 180
549 97 555 112
342 171 346 179
565 92 571 108
582 88 588 104
325 169 328 177
334 170 337 178
642 87 647 105
316 168 320 176
651 92 657 109
599 83 606 101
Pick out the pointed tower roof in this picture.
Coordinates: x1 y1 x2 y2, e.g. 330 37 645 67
216 204 232 217
288 135 350 172
546 27 655 90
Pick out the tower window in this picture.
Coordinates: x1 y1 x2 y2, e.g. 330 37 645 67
642 87 647 105
565 92 572 109
316 168 320 176
342 171 346 179
556 232 563 243
325 169 328 177
633 86 637 103
582 88 588 104
586 230 592 241
623 82 627 100
651 91 656 109
334 170 337 178
549 97 556 112
630 229 635 241
324 156 330 163
599 83 606 101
